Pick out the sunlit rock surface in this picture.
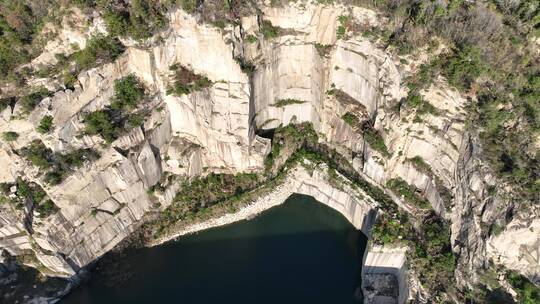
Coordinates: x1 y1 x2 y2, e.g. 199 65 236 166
0 2 536 303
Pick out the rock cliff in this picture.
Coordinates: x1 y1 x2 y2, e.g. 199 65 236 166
0 2 538 303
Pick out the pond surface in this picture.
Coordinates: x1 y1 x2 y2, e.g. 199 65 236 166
63 194 367 303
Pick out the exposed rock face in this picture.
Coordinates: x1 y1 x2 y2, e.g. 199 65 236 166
0 2 537 302
0 9 269 276
488 217 540 285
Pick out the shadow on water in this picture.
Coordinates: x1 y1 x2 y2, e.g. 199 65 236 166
62 194 368 304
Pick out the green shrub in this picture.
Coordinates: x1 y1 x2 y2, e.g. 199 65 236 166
21 139 99 185
336 15 350 39
102 9 128 38
36 115 54 134
18 87 51 114
406 93 438 117
387 178 431 209
73 35 124 70
409 156 433 175
101 0 167 40
127 112 145 127
314 43 332 57
20 140 53 170
62 70 78 88
180 0 198 14
260 20 279 39
443 46 485 90
507 271 540 304
11 177 59 217
83 75 146 142
167 64 212 96
342 112 359 127
84 110 119 143
35 199 59 218
363 128 389 156
2 131 19 142
110 75 145 110
245 34 258 44
273 99 306 107
336 25 346 39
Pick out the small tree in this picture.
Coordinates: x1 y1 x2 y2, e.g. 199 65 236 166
84 110 119 143
110 75 145 110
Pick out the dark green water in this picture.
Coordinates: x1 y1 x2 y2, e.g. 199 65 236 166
63 194 367 303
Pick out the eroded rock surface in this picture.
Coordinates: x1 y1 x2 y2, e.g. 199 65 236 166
0 2 537 303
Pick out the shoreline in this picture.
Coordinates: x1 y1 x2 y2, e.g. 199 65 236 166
148 173 298 246
148 163 377 247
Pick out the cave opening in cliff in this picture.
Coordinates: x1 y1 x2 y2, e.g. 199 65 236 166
255 126 276 140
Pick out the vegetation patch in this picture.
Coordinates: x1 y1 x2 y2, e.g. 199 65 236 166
406 93 438 120
506 270 540 304
84 111 120 143
0 1 64 84
336 15 349 39
387 178 431 209
371 212 412 245
17 87 52 114
180 0 198 14
363 126 390 156
32 35 125 89
409 156 433 175
36 115 53 134
314 43 332 57
85 0 167 40
0 178 59 218
110 75 145 110
167 64 212 97
342 112 360 127
2 131 19 142
367 0 539 202
273 98 306 107
20 140 99 185
260 20 279 39
245 34 258 44
154 172 259 236
72 35 125 72
84 75 146 143
336 15 362 40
